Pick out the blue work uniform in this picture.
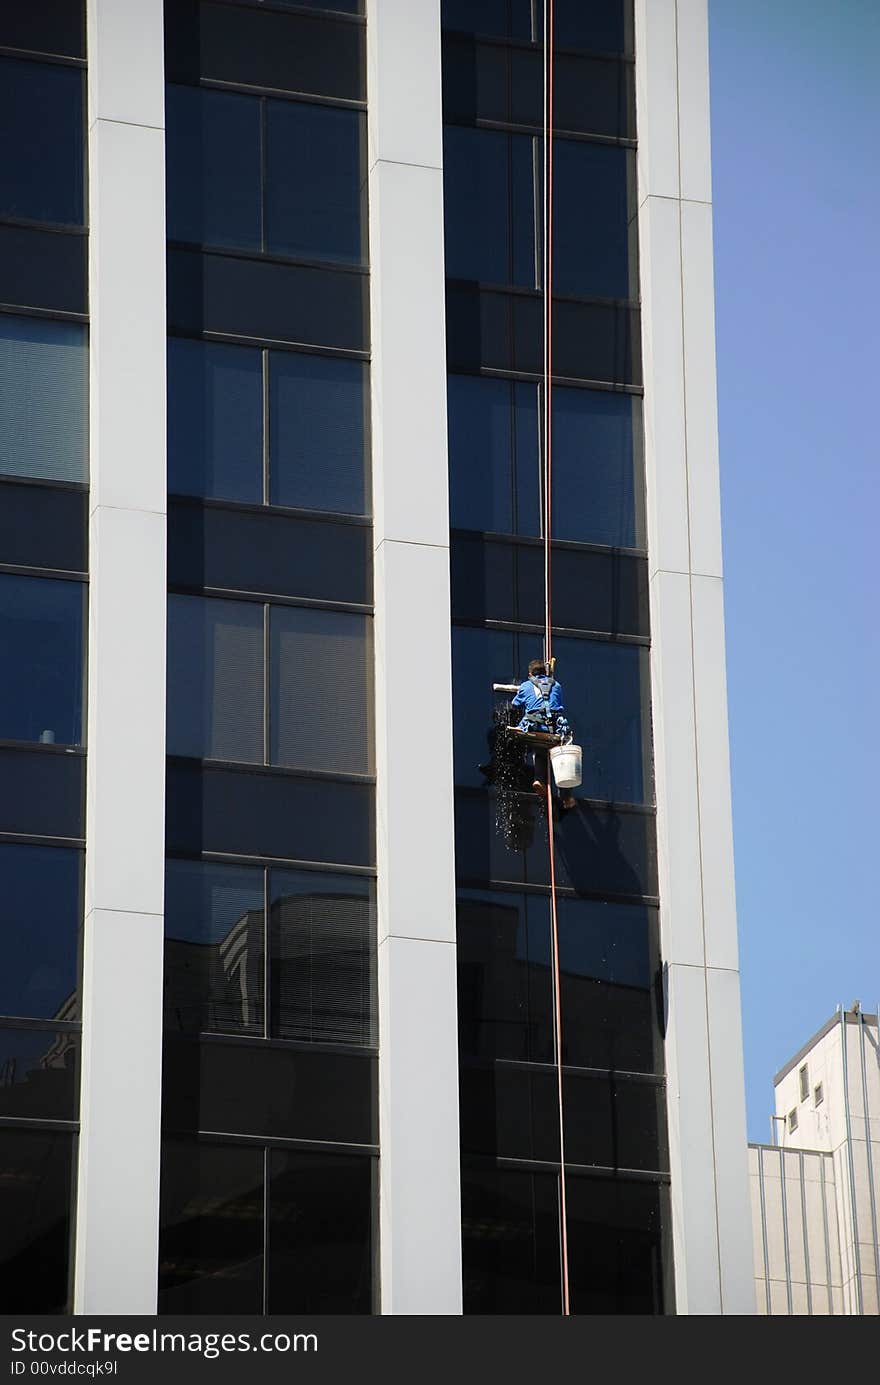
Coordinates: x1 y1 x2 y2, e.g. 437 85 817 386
511 676 568 735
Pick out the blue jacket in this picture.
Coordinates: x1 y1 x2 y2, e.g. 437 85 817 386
511 677 565 733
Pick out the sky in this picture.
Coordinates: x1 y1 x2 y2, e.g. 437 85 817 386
708 0 880 1140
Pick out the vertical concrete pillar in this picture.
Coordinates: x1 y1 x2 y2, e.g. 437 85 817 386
635 0 755 1314
75 0 167 1314
366 0 462 1314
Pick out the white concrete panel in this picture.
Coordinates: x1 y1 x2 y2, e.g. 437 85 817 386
691 577 739 971
754 1279 768 1315
87 0 165 129
706 968 755 1312
675 0 713 204
86 507 166 918
74 908 163 1314
367 0 442 171
378 935 461 1314
634 0 679 201
374 540 455 945
650 571 704 966
89 120 166 515
639 196 689 576
680 200 723 578
369 160 449 549
664 962 720 1313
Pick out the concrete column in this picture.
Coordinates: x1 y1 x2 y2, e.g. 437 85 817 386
366 0 462 1314
635 0 755 1313
75 0 167 1314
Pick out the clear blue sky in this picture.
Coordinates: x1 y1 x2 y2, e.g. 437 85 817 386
708 0 880 1140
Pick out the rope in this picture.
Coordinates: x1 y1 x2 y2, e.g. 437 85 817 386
541 0 570 1318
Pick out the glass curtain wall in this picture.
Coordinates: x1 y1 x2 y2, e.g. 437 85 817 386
160 0 376 1314
441 0 673 1314
0 1 89 1314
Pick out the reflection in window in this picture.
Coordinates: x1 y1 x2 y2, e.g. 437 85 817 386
167 338 263 503
566 1175 670 1314
268 1150 373 1312
452 624 652 804
164 859 377 1047
0 316 87 484
166 594 264 763
270 869 377 1046
166 84 366 266
164 859 265 1035
269 353 369 514
442 0 628 52
0 575 84 746
448 374 643 547
270 606 373 775
0 59 84 226
457 889 552 1063
461 1161 561 1313
0 844 81 1022
444 126 633 299
0 1129 75 1314
0 1028 79 1122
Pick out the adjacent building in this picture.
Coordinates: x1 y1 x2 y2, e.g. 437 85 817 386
749 1005 880 1315
0 0 754 1314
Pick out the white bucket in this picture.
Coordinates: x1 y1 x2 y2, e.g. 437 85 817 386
550 743 582 790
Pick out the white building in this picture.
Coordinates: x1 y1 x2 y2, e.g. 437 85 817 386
749 1006 880 1314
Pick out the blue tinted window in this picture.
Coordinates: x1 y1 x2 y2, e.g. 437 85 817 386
164 859 264 1035
442 1 532 40
443 127 535 287
0 844 81 1022
266 101 366 265
452 625 651 804
448 375 643 547
0 1129 74 1313
167 338 263 502
447 376 539 535
0 575 84 746
269 352 368 514
270 606 373 774
0 59 83 226
165 85 261 251
550 140 632 298
0 315 87 484
166 595 264 763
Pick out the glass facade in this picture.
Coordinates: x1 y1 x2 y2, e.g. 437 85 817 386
0 0 87 1313
442 0 673 1313
161 0 376 1314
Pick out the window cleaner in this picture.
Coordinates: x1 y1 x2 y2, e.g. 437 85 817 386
492 657 582 808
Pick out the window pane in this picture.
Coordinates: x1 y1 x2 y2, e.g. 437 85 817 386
461 1162 561 1315
167 338 262 503
447 376 539 536
0 59 83 226
558 897 662 1074
0 844 81 1022
268 1150 373 1313
166 762 375 867
0 746 85 841
0 1028 79 1121
566 1175 671 1314
166 595 264 763
553 387 642 546
270 607 373 774
0 316 87 484
266 102 366 265
0 481 87 575
269 869 376 1046
165 859 265 1035
269 352 369 514
166 85 261 251
550 140 633 299
0 1129 74 1314
0 224 86 316
159 1139 263 1313
442 1 532 41
444 126 535 287
163 1037 377 1145
457 888 553 1063
0 575 84 746
459 1060 559 1161
0 1 86 60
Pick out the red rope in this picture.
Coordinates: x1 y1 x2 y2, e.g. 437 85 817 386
543 0 570 1318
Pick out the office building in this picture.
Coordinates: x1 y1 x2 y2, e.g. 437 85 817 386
0 0 753 1314
749 1006 880 1315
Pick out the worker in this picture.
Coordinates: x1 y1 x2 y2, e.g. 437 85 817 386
511 659 575 807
